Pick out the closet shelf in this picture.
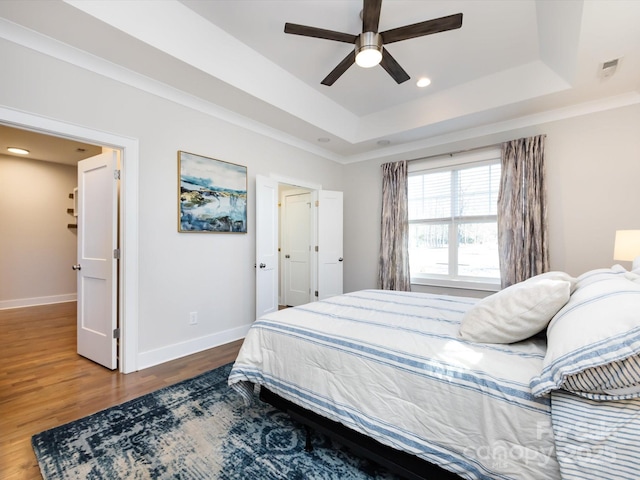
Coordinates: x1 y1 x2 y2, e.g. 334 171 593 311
68 189 78 228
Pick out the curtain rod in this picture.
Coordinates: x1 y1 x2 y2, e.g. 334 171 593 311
407 134 547 163
407 142 502 163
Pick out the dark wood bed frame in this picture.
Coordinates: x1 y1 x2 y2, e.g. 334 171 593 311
260 387 461 480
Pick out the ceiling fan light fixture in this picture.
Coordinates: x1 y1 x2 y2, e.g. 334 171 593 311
355 32 382 68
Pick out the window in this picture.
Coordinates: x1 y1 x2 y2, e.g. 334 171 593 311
408 149 501 287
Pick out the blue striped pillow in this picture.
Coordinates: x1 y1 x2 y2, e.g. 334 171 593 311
530 273 640 400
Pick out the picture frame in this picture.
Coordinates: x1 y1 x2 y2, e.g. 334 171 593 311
178 151 247 233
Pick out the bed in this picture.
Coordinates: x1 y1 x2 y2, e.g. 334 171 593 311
229 265 640 479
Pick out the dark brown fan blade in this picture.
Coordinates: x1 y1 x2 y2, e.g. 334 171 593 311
379 48 410 84
380 13 463 44
362 0 382 32
284 23 357 44
321 51 356 86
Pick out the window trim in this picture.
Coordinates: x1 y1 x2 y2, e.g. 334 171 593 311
411 276 500 292
408 147 501 287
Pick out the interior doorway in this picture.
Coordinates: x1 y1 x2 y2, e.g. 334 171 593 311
0 125 120 369
256 174 343 319
0 106 140 373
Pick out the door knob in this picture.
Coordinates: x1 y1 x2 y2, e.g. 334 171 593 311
338 257 343 262
285 254 290 259
259 263 266 269
72 264 82 270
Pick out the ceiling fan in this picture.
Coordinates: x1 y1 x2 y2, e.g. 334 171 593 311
284 0 463 86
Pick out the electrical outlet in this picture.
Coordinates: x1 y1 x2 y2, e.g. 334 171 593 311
189 311 198 325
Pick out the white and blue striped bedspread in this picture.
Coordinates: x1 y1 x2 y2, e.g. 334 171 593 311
228 290 560 480
551 389 640 479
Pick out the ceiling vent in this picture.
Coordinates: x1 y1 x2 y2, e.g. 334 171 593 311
600 58 620 78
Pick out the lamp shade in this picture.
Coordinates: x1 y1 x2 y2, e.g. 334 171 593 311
614 230 640 261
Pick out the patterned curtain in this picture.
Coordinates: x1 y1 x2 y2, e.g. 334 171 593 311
377 161 411 291
498 135 549 288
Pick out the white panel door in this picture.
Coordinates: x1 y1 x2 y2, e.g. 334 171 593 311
283 192 311 306
256 175 279 318
76 149 118 369
317 190 343 300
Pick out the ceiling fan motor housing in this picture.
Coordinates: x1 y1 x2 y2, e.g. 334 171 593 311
355 32 383 68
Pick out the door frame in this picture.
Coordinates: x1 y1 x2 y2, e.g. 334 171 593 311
0 106 139 373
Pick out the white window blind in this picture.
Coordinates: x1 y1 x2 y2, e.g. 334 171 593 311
408 149 501 287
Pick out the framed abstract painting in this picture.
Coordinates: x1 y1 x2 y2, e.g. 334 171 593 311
178 151 247 233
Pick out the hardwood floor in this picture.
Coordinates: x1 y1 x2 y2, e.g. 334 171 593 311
0 302 243 480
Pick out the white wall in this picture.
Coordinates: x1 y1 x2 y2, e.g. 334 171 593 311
0 39 344 368
0 154 77 308
343 103 640 295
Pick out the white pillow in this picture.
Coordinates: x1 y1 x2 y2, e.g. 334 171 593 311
530 275 640 400
459 272 574 344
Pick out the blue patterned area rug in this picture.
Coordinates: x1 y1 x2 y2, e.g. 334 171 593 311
32 363 396 479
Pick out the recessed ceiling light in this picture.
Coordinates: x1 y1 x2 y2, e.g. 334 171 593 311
7 147 30 155
416 77 431 88
317 137 331 143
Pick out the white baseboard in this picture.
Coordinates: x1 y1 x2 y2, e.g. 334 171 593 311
0 293 77 310
136 323 251 371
